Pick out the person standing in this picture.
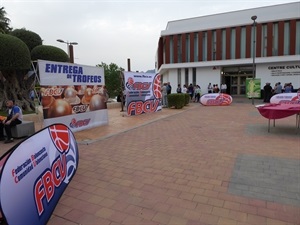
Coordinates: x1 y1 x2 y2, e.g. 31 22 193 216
207 83 213 93
182 84 188 94
0 100 23 143
176 84 182 93
162 83 168 107
167 82 172 95
275 82 282 94
220 83 227 93
188 83 194 100
194 85 201 102
284 83 292 93
263 82 272 103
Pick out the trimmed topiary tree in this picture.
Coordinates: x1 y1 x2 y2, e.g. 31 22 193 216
10 28 42 52
31 45 69 62
0 33 34 111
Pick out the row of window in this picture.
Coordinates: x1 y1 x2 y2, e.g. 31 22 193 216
164 20 300 64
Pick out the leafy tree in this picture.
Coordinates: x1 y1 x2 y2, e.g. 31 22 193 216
31 45 69 62
0 33 33 110
97 62 124 98
10 28 42 52
0 7 12 34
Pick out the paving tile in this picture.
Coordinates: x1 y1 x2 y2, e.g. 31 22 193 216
1 98 300 225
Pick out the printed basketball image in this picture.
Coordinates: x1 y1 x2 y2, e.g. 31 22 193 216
200 93 233 106
216 94 232 106
128 77 134 85
153 74 161 99
49 124 70 153
48 99 73 118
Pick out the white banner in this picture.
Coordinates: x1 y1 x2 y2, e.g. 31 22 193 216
38 60 104 86
270 93 300 104
0 124 79 225
38 60 108 132
124 72 162 116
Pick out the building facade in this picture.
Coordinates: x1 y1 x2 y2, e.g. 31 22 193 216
156 2 300 95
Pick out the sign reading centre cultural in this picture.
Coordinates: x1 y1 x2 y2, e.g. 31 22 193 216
268 65 300 77
124 72 162 116
38 60 108 132
0 124 79 225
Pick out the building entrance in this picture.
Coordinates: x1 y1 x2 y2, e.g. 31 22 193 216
222 66 253 95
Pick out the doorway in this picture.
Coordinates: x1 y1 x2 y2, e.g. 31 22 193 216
222 66 253 95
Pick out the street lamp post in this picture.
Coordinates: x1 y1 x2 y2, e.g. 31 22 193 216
56 39 78 63
251 15 257 105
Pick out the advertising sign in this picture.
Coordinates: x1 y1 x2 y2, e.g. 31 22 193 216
270 93 300 104
38 60 108 132
0 124 79 225
200 93 233 106
124 72 162 116
246 78 261 98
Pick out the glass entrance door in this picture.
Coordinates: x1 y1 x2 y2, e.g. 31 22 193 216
222 66 254 95
227 75 252 95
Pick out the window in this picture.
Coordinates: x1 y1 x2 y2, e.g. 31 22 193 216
170 36 174 63
186 34 190 62
212 30 216 60
273 23 278 56
202 32 207 61
178 34 182 63
296 21 300 55
240 27 246 58
194 33 198 62
284 22 290 55
261 24 267 57
221 29 226 60
230 28 236 59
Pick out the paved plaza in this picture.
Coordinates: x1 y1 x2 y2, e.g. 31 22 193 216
0 99 299 225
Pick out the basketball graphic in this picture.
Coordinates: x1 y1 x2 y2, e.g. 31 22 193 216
128 77 134 85
291 95 300 102
126 77 134 90
200 93 233 106
216 94 232 106
49 124 70 153
153 74 161 99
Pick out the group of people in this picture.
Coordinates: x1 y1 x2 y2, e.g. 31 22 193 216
163 82 229 105
263 81 295 103
175 83 202 102
207 83 227 94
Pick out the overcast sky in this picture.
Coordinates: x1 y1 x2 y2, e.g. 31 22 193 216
1 0 296 72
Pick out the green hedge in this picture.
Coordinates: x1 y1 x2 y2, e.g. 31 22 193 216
184 93 190 105
167 93 185 109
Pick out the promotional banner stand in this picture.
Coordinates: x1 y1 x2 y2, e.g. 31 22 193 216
31 60 44 130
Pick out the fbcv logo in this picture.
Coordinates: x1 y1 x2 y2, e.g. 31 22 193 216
126 77 151 90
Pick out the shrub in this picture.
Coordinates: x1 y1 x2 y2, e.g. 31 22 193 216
184 93 190 105
167 93 185 109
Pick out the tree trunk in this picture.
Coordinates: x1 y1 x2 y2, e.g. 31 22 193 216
0 70 35 111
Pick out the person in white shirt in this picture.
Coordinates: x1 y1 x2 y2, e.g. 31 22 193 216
182 84 188 94
221 83 227 93
207 83 213 93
